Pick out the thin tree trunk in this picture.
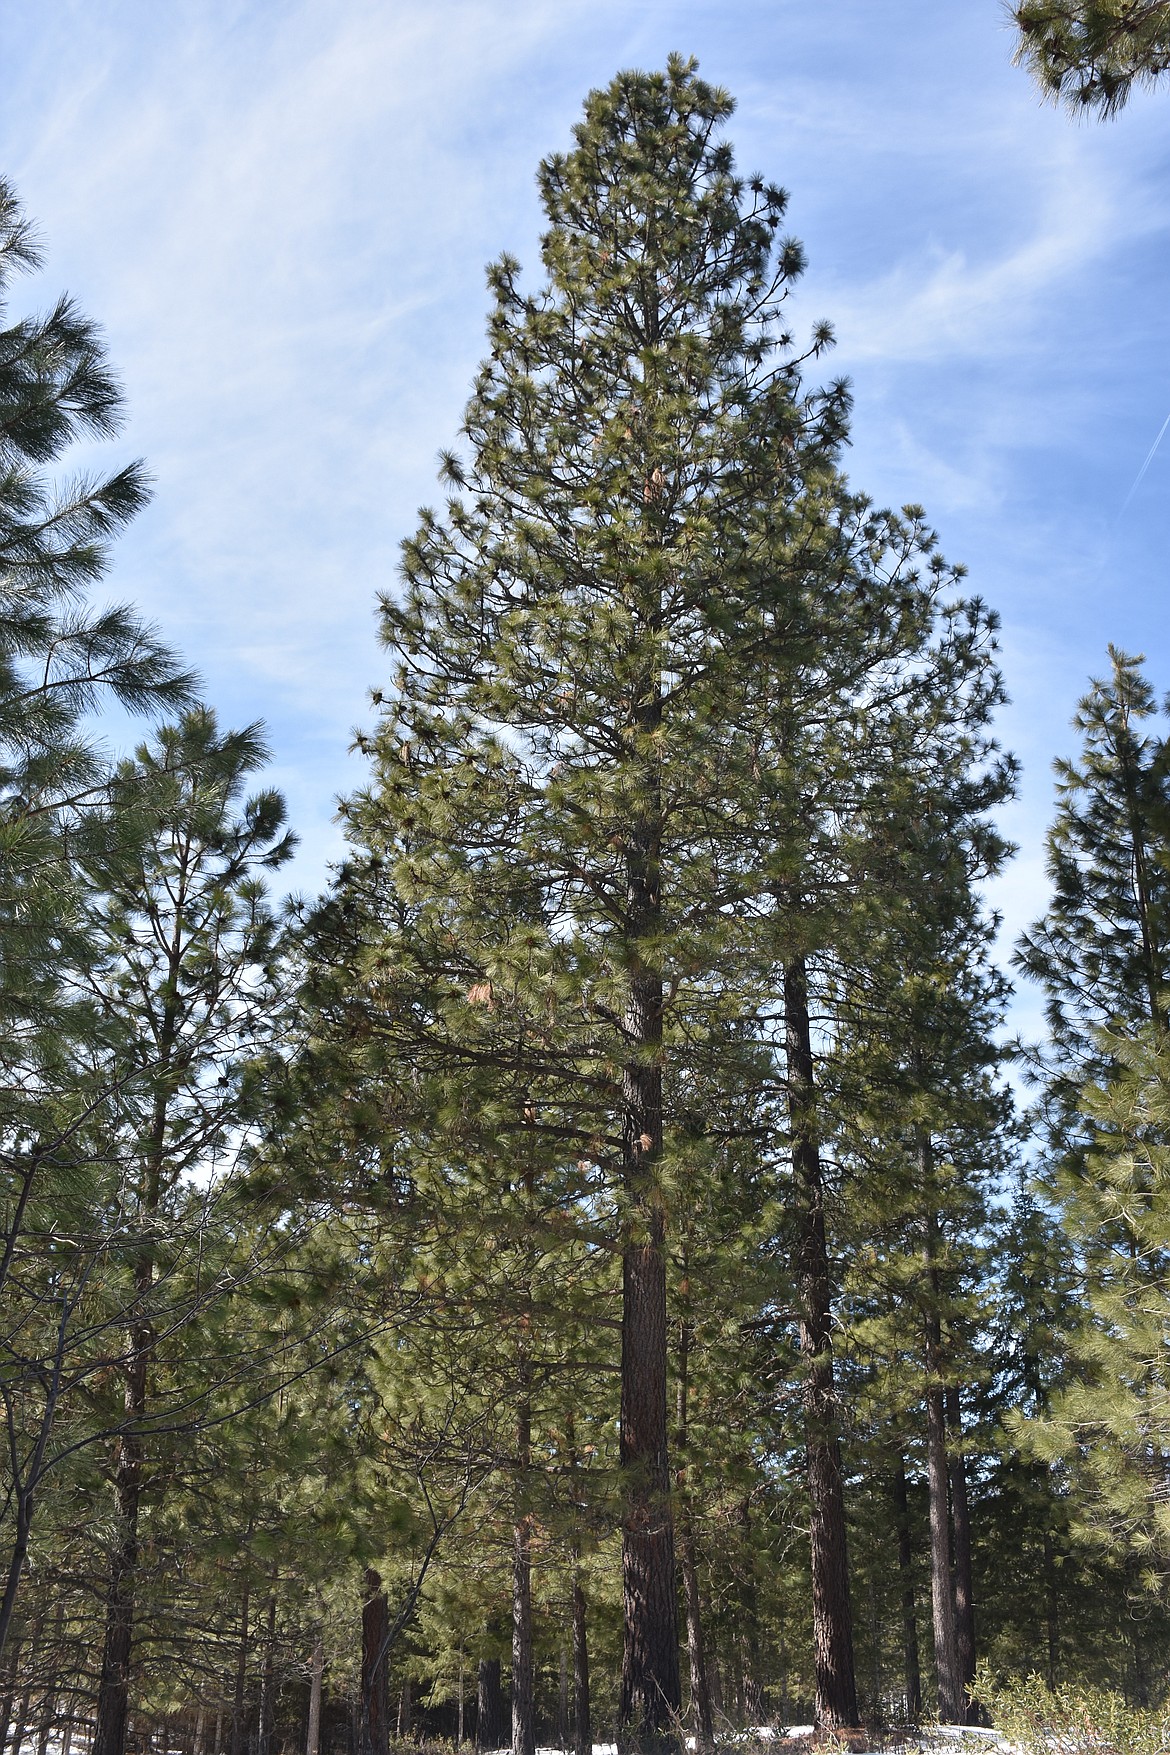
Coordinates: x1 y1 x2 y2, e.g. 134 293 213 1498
257 1594 277 1755
678 1532 712 1751
571 1567 590 1755
10 1673 32 1755
557 1648 568 1753
0 1639 21 1755
360 1570 389 1755
674 1316 713 1754
1042 1527 1059 1691
229 1581 251 1755
892 1460 922 1725
307 1631 324 1755
511 1472 534 1755
920 1136 961 1726
735 1502 763 1725
92 1339 147 1755
0 1492 36 1667
93 995 177 1755
783 959 858 1731
945 1385 975 1712
396 1680 411 1741
619 710 679 1752
458 1653 465 1751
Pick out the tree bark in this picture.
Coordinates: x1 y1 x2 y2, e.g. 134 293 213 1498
919 1135 961 1726
307 1629 324 1755
0 1639 21 1755
511 1517 533 1755
926 1377 960 1722
945 1385 975 1712
674 1316 713 1754
361 1570 389 1755
257 1593 277 1755
92 1338 148 1755
230 1581 251 1755
618 688 679 1753
892 1459 922 1725
557 1647 568 1753
571 1566 591 1755
476 1660 505 1751
782 959 858 1731
735 1502 763 1726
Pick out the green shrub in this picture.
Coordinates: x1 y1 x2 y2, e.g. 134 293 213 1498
971 1662 1170 1753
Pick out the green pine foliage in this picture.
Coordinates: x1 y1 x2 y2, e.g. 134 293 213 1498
1013 0 1170 114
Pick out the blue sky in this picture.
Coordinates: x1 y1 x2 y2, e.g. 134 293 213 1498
3 0 1169 1036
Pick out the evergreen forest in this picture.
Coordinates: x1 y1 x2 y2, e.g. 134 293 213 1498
5 31 1170 1755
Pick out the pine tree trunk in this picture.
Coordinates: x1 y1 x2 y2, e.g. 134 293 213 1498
892 1459 921 1725
0 1493 35 1665
476 1660 504 1751
735 1503 763 1726
92 1338 148 1755
571 1567 590 1755
945 1386 975 1712
557 1648 568 1753
619 734 679 1752
94 1043 173 1755
920 1136 961 1726
361 1570 389 1755
1042 1527 1059 1690
678 1530 713 1752
511 1511 534 1755
925 1379 960 1722
396 1680 412 1741
782 960 858 1731
257 1594 277 1755
0 1638 21 1755
458 1654 465 1750
229 1582 251 1755
674 1316 713 1754
307 1630 324 1755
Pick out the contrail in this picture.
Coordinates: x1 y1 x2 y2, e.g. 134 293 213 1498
1120 411 1170 514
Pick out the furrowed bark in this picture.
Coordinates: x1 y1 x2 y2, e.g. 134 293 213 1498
511 1494 534 1755
618 766 679 1751
360 1569 389 1755
945 1385 975 1711
306 1628 324 1755
892 1458 922 1724
782 958 858 1731
476 1659 505 1751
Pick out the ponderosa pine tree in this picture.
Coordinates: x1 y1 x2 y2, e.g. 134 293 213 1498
81 710 292 1755
0 177 193 1661
1016 652 1170 1568
328 55 1010 1740
1016 647 1170 1157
